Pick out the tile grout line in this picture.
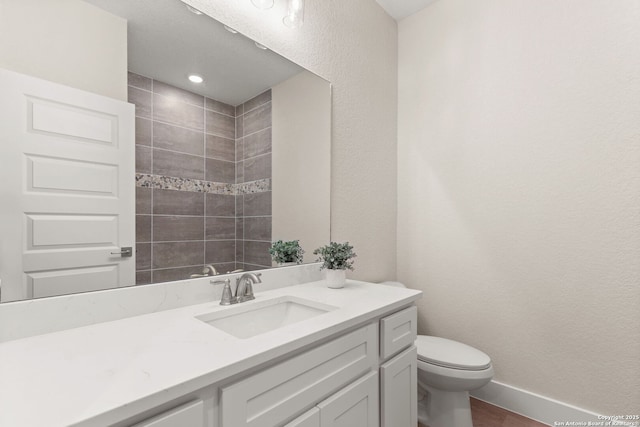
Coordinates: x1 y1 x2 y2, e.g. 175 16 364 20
203 91 207 268
150 78 155 284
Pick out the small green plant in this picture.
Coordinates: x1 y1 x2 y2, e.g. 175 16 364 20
269 240 305 264
313 242 357 270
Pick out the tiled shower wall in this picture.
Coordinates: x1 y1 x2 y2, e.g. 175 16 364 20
236 91 273 269
129 72 272 284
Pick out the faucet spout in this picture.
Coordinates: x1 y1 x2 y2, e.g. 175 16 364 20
189 265 219 278
203 265 218 276
235 272 262 303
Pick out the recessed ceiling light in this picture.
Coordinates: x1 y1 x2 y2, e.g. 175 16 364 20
223 25 238 34
254 42 268 50
188 74 204 83
185 5 203 15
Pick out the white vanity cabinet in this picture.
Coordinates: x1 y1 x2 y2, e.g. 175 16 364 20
122 305 417 427
118 305 417 427
0 280 422 427
218 305 416 427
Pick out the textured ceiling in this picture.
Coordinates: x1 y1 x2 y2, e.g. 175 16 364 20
374 0 439 20
84 0 302 106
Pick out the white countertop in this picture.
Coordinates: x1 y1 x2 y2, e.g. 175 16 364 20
0 280 421 427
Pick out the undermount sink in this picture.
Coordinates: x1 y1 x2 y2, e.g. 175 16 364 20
195 296 338 339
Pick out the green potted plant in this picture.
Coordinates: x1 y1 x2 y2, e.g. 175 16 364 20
269 240 305 266
313 241 357 288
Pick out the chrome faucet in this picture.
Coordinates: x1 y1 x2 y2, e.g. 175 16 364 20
190 265 219 278
212 272 262 305
235 272 262 303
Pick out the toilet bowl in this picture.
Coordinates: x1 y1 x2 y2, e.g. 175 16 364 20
416 335 494 427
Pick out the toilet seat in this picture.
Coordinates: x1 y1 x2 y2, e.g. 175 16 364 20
416 335 491 371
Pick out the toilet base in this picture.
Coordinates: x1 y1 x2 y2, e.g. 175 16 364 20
420 385 474 427
417 395 429 425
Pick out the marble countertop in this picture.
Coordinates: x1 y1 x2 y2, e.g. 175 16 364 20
0 280 421 427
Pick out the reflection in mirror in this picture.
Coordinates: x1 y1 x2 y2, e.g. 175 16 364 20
0 0 330 302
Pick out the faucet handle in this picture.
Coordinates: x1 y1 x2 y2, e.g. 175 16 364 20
212 279 235 305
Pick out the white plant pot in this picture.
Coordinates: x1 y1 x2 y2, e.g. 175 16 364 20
325 269 346 289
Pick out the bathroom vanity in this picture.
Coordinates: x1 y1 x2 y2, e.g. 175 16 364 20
0 279 421 427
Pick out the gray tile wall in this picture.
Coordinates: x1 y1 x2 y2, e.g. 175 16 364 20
129 73 272 283
236 90 273 270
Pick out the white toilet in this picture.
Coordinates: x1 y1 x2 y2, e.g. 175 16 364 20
416 335 493 427
380 282 494 427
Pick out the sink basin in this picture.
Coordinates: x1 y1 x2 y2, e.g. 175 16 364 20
195 296 337 339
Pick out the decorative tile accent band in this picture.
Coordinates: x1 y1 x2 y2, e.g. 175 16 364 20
135 173 271 195
236 179 271 194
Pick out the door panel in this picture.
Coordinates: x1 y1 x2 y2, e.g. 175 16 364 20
26 214 118 248
27 155 118 195
0 68 135 301
29 96 117 144
27 265 119 298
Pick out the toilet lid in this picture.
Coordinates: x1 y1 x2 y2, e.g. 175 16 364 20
416 336 491 371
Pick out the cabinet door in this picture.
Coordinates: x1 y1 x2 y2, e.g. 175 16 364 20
285 407 320 427
380 346 417 427
317 371 379 427
131 400 204 427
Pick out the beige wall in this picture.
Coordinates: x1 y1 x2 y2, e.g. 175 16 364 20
398 0 640 415
184 0 398 281
272 71 331 259
0 0 127 100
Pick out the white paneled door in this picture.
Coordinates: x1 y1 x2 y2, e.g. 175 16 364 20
0 68 135 302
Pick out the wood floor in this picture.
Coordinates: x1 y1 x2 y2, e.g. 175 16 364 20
418 397 549 427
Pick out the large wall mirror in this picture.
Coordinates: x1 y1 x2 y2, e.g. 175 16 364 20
0 0 331 303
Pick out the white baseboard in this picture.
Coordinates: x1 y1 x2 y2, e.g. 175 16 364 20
471 380 603 426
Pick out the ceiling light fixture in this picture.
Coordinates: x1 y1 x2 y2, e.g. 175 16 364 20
283 0 305 28
251 0 274 10
254 42 268 50
185 5 203 15
188 74 204 83
250 0 305 28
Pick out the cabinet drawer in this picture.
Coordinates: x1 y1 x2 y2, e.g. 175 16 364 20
131 400 204 427
380 306 417 360
221 323 378 427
